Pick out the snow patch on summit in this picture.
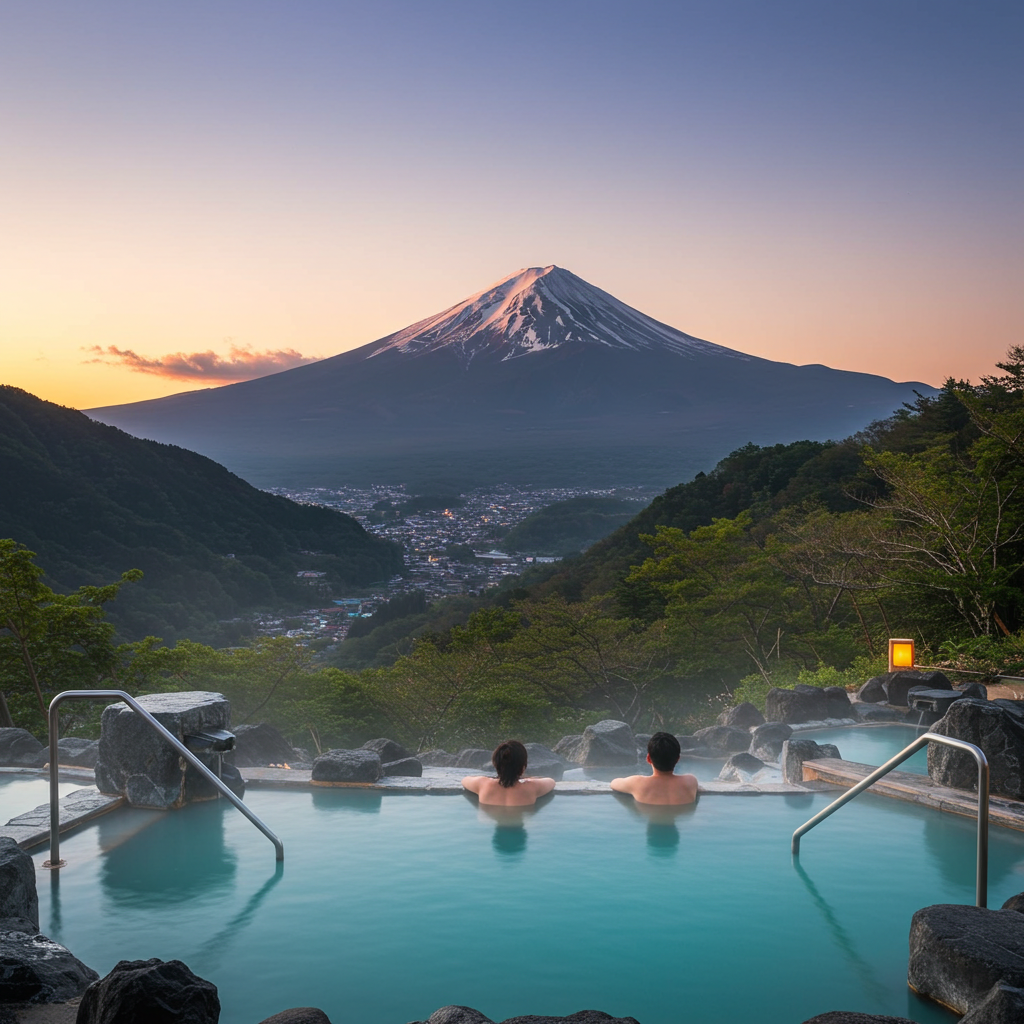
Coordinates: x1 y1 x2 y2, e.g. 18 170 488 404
364 266 749 365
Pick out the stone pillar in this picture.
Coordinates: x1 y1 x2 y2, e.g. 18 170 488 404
95 691 232 810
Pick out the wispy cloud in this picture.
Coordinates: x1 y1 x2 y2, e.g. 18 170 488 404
82 343 320 381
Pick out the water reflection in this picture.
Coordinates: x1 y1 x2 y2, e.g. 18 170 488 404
101 801 237 908
311 788 383 814
612 793 697 857
921 811 1024 895
467 791 554 859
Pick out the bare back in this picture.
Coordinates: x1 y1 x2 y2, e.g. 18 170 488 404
462 775 556 806
610 770 698 806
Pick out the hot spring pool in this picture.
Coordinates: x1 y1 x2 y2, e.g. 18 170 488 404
0 773 86 823
36 787 1024 1024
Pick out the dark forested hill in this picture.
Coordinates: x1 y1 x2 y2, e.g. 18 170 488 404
0 387 404 642
502 496 642 555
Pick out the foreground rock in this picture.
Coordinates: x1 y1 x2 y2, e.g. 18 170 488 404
556 721 637 766
780 739 841 784
765 686 828 724
0 728 45 768
77 958 219 1023
257 1010 333 1024
928 698 1024 799
716 702 765 729
414 1007 640 1024
908 903 1024 1016
0 930 99 1003
95 691 232 810
0 838 38 932
799 1014 917 1023
718 752 765 782
229 723 298 767
311 749 382 784
748 722 793 762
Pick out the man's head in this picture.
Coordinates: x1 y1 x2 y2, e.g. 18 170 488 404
492 739 528 787
647 732 681 773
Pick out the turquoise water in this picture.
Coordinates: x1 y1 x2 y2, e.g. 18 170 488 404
803 726 929 775
37 789 1024 1024
0 774 85 823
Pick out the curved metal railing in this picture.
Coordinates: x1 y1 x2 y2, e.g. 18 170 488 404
47 690 283 868
791 732 989 907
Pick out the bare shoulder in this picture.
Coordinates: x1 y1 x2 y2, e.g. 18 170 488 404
461 775 487 794
524 776 556 795
610 774 640 794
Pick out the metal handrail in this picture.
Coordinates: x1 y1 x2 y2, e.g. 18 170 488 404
46 690 283 868
791 732 989 907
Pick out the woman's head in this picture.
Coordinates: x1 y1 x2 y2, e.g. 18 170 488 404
492 739 528 787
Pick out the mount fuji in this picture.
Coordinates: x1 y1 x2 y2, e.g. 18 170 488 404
87 266 935 488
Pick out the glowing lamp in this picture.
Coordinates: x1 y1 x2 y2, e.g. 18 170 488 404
888 638 915 673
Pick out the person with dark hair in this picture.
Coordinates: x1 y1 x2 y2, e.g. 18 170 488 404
462 739 557 806
610 732 698 805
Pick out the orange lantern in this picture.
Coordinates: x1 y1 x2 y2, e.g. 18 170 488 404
888 638 915 673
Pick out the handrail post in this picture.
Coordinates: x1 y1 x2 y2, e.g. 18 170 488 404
46 690 283 868
791 732 989 907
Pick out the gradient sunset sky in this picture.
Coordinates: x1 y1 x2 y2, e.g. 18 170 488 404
2 1 1021 410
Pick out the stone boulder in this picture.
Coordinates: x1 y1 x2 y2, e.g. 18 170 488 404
961 682 989 700
0 838 38 932
77 958 219 1023
1002 892 1024 913
716 702 765 730
857 676 888 703
56 737 99 768
94 691 232 810
257 1010 332 1024
823 686 853 719
561 721 638 766
908 903 1024 1016
228 723 296 767
382 757 422 777
884 670 952 706
553 735 584 761
417 749 459 767
718 752 765 782
523 743 566 780
781 739 841 784
0 728 44 767
856 704 901 722
765 686 828 724
748 722 793 762
311 749 382 784
0 930 99 1003
427 1008 493 1024
674 735 698 750
500 1013 641 1024
454 749 493 769
361 737 411 763
692 725 751 754
960 982 1024 1024
799 1015 917 1024
928 698 1024 799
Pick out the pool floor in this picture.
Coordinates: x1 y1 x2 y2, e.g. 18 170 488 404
36 787 1024 1024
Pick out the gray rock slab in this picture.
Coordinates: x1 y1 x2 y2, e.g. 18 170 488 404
692 725 751 754
908 903 1024 1016
573 721 638 766
959 982 1024 1024
716 702 765 729
766 686 828 723
0 786 123 851
75 957 219 1024
453 749 492 769
884 670 952 706
311 749 382 784
749 721 793 761
257 1010 333 1024
799 1014 917 1024
929 698 1024 799
361 737 411 763
382 757 422 777
0 930 99 1003
0 838 38 931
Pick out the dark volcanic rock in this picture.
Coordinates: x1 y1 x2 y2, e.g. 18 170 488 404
800 1014 917 1024
417 749 459 767
884 670 952 706
94 691 232 809
382 757 422 777
0 930 99 1003
718 752 765 782
428 1007 494 1024
961 682 989 700
674 735 698 751
501 1013 641 1024
692 725 751 754
219 762 245 798
76 957 219 1024
569 721 638 766
765 686 828 724
908 903 1024 1016
856 704 900 722
1002 892 1024 913
553 734 584 762
257 1010 332 1024
0 839 38 932
857 676 888 703
361 737 411 763
229 723 296 767
823 686 853 718
748 722 793 762
959 982 1024 1024
0 728 44 767
454 748 493 769
928 698 1024 799
311 749 382 784
781 739 841 784
523 743 566 780
716 702 765 729
56 737 99 769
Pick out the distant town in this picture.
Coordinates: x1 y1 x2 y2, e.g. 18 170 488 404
253 484 656 647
